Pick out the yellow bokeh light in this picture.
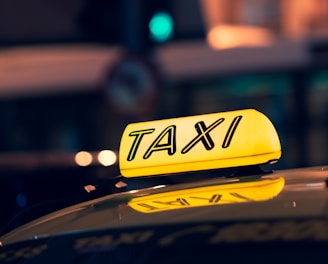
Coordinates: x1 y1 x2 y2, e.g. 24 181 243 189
98 150 117 166
75 151 93 166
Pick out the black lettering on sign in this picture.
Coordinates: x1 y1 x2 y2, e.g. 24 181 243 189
137 203 162 211
222 115 242 148
181 118 225 154
127 129 154 161
230 192 254 201
153 198 190 206
189 194 223 204
126 115 242 162
143 125 176 159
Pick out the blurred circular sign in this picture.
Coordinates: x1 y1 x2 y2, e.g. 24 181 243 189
104 54 160 117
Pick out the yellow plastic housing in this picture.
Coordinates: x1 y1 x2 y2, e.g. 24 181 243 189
119 109 281 177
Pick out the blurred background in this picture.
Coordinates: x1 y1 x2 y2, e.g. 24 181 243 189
0 0 328 232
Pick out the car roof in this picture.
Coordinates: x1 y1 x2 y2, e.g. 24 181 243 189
1 165 327 247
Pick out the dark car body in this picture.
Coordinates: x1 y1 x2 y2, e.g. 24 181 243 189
1 165 328 263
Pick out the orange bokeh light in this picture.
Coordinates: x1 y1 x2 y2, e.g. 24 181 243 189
207 24 274 50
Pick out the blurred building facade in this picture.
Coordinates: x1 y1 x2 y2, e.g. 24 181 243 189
0 0 327 167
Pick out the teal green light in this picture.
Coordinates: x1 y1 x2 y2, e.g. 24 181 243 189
149 12 173 43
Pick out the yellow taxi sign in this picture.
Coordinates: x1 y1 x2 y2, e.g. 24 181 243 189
119 109 281 177
129 176 285 213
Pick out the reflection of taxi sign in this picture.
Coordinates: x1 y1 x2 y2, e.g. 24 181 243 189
129 176 285 213
119 109 281 177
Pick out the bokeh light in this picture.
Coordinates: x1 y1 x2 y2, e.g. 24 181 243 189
75 151 93 166
98 150 117 166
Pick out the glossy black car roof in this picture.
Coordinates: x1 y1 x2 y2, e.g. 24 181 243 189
1 165 328 263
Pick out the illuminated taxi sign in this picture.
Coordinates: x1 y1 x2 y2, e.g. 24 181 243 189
119 109 281 177
129 176 285 213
